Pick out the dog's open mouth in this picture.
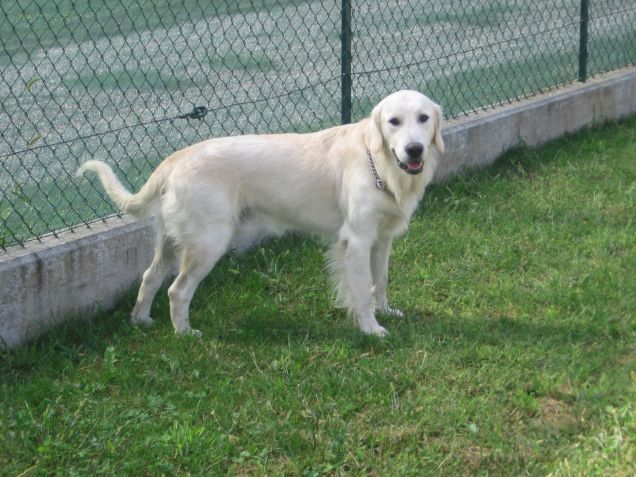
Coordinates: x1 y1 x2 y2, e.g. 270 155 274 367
397 158 424 175
404 161 424 174
392 148 424 175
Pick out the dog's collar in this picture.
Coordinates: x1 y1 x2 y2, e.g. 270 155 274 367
366 149 393 197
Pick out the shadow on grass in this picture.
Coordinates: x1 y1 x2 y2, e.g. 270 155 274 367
1 283 628 380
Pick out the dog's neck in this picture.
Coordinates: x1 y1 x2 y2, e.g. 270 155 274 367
370 147 433 212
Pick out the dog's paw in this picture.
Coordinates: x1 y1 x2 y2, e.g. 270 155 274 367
130 315 155 327
176 328 203 338
360 323 389 337
379 306 404 318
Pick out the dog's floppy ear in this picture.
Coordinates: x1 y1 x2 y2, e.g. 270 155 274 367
365 102 384 154
433 104 445 154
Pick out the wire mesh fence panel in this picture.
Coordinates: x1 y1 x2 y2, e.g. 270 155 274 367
588 0 636 77
350 0 584 119
1 0 634 249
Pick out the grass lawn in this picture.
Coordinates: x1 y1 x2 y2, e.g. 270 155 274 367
1 117 635 475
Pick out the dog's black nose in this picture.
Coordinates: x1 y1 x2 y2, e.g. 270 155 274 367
405 142 424 158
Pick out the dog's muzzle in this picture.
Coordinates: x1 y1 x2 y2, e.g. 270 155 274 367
393 144 425 175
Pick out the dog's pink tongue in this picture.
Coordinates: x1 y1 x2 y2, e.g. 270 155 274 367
407 162 422 170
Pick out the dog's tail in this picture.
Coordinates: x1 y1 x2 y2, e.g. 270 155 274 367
77 160 165 218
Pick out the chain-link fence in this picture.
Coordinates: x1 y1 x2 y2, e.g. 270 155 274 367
1 0 634 249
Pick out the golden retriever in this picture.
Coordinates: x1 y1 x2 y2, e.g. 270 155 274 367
78 90 445 336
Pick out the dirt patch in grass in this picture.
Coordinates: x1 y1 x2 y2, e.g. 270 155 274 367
533 397 578 432
462 444 492 471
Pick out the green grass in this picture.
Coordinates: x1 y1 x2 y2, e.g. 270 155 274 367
1 116 635 476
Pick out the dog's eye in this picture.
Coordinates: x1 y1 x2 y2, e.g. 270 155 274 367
418 114 429 123
388 117 401 126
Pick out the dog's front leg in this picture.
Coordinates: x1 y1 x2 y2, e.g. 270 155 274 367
371 236 403 318
344 235 388 337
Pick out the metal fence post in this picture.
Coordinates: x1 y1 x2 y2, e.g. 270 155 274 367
340 0 352 124
578 0 589 82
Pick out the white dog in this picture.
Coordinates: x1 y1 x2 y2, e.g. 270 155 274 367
78 90 444 337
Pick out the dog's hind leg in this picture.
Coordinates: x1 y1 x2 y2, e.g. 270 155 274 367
167 225 233 336
131 228 176 327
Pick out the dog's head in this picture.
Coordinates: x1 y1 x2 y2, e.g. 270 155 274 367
366 90 445 175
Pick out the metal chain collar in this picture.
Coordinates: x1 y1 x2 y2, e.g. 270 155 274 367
366 148 393 197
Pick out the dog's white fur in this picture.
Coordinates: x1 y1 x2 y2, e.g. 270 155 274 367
78 90 444 336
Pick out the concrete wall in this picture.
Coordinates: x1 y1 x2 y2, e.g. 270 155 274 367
0 217 154 348
2 67 635 348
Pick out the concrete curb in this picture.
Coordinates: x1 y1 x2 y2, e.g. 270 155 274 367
2 67 635 348
1 217 155 348
435 67 636 180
